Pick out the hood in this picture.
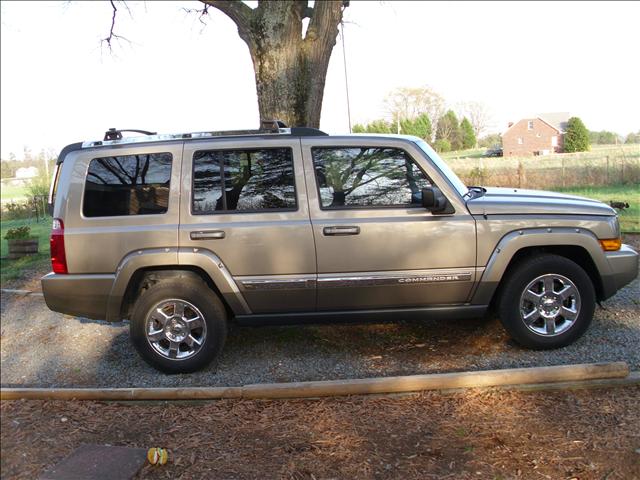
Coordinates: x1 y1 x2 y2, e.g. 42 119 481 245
466 187 616 216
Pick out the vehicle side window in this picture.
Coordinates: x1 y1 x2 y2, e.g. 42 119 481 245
312 147 433 209
192 148 296 214
83 152 172 217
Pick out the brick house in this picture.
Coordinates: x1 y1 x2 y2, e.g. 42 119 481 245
502 112 569 156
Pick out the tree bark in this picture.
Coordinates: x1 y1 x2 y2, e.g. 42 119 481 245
203 0 345 128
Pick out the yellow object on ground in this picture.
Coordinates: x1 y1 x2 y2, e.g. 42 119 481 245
147 447 168 465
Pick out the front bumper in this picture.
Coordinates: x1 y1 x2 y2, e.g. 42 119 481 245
41 273 115 320
601 244 639 300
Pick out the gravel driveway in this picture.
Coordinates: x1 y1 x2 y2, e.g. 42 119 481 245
1 239 638 389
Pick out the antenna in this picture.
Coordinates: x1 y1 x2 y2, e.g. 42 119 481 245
340 19 352 133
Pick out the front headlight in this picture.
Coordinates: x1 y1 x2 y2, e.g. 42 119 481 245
609 215 621 238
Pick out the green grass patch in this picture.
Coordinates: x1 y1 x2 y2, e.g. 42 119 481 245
440 148 486 160
0 182 29 201
1 216 52 285
554 184 640 233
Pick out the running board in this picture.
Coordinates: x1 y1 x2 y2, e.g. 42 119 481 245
234 305 487 326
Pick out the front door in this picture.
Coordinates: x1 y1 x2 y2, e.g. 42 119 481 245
301 137 477 311
179 138 316 313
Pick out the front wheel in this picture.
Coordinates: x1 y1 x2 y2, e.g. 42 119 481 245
130 276 227 373
498 254 596 349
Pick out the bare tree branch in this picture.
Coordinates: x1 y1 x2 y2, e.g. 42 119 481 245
182 3 210 27
201 0 255 45
101 0 131 52
457 101 493 139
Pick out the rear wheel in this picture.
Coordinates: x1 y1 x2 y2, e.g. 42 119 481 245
498 254 595 349
130 276 227 373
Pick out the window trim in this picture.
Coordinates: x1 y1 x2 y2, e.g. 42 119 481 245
81 152 173 219
190 146 299 216
311 145 436 211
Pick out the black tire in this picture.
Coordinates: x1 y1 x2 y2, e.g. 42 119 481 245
497 254 595 349
130 275 227 374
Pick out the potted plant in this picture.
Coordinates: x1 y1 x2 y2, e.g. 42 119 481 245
5 226 39 259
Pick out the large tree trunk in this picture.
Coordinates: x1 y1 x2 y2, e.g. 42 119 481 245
204 1 345 128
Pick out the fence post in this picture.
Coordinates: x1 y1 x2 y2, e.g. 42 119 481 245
518 161 523 188
33 197 39 222
561 157 565 188
621 157 625 183
606 156 609 184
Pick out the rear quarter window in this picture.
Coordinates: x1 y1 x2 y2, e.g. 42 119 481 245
83 152 172 217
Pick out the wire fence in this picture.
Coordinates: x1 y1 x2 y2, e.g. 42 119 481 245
449 150 640 189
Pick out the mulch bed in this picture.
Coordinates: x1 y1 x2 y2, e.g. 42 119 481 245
1 386 639 479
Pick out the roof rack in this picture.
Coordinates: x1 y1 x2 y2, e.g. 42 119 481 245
82 120 327 148
104 128 157 141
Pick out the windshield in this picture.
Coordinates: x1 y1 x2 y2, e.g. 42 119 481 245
414 139 469 197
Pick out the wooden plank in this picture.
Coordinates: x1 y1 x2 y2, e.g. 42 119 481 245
0 386 242 401
0 363 630 401
240 362 630 399
497 370 640 393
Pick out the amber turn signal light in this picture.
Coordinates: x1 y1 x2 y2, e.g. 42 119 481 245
599 238 621 251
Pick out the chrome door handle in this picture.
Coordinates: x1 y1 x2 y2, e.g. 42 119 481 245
323 226 360 236
190 230 225 240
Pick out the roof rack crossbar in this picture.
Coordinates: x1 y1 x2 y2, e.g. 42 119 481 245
104 128 157 141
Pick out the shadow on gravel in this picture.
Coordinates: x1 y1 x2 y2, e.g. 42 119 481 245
1 290 638 389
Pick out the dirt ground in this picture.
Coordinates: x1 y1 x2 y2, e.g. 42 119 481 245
1 386 639 480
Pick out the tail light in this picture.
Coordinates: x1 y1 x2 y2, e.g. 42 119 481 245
50 218 68 274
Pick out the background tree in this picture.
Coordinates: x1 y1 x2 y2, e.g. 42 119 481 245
456 101 492 140
352 119 394 134
436 110 462 150
478 133 502 148
564 117 590 152
433 139 451 153
400 113 432 140
624 131 640 144
352 115 431 139
384 86 445 136
589 130 621 144
460 117 476 149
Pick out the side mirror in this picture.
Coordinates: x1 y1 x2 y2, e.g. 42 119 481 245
421 186 448 213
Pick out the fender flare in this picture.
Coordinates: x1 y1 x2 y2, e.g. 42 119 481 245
471 227 611 305
106 247 250 321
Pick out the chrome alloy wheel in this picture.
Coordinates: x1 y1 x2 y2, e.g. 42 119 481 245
519 274 581 337
145 299 207 360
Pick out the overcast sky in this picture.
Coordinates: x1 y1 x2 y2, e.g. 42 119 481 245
1 1 639 159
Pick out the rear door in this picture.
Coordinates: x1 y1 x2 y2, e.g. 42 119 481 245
63 142 182 274
301 137 477 311
179 137 316 313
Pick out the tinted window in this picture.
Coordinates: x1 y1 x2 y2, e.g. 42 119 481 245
83 153 172 217
312 147 432 209
192 148 296 214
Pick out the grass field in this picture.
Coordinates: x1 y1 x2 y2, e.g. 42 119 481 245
0 182 29 201
442 143 639 161
0 216 52 285
554 185 639 233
